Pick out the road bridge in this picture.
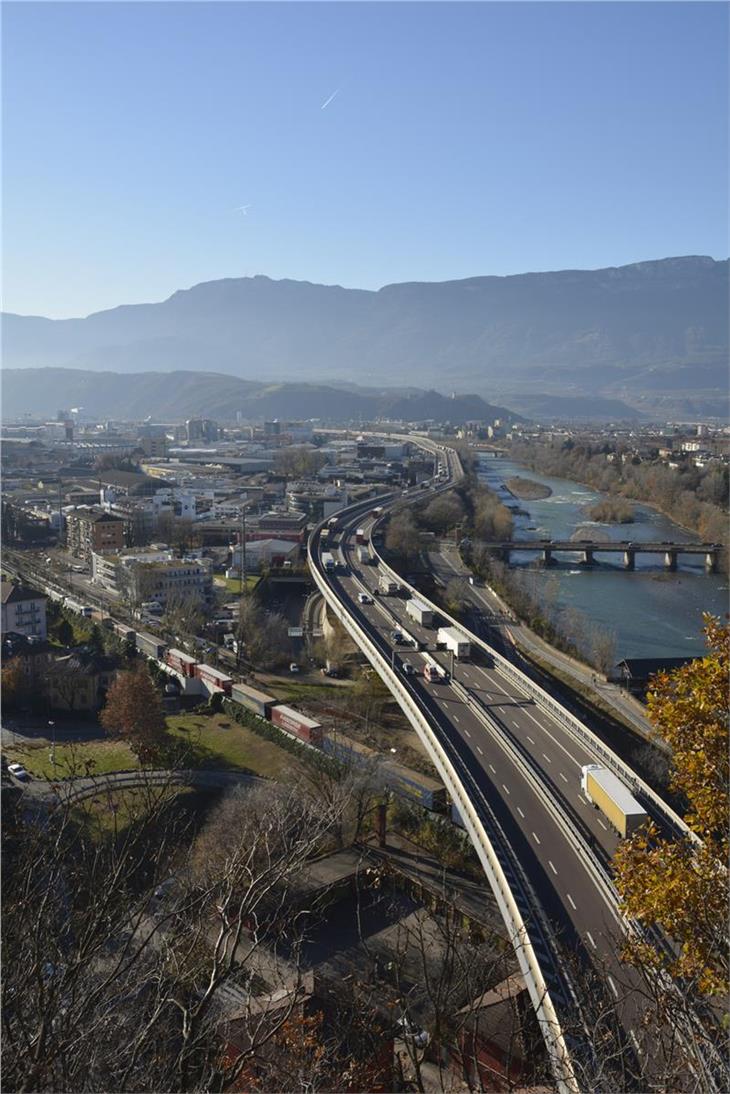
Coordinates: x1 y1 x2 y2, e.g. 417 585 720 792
478 538 721 571
309 437 718 1091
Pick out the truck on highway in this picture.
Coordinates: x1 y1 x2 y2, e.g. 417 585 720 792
355 528 366 544
356 544 372 565
378 573 399 596
437 626 470 659
406 597 434 627
581 765 647 838
322 552 336 573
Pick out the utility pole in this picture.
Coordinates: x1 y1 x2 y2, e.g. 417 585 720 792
239 503 247 593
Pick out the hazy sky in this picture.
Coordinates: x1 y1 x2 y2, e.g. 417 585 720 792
3 1 728 318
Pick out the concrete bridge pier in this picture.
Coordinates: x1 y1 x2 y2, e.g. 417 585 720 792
706 550 718 574
664 549 678 572
623 549 635 571
581 548 594 566
541 547 554 566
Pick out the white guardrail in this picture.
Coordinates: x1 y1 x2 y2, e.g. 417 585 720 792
308 506 580 1094
371 443 694 845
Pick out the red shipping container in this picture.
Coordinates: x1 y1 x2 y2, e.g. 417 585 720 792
270 704 323 746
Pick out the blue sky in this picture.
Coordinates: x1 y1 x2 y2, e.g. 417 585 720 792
3 1 727 317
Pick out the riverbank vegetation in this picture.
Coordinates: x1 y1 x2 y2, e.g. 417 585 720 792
508 437 728 552
505 475 553 500
585 497 636 523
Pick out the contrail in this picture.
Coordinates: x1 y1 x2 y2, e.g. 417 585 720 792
320 88 339 110
235 205 251 215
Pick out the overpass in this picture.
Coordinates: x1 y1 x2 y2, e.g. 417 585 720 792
307 437 717 1091
478 538 721 571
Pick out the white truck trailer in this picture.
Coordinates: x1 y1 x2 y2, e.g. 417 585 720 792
321 552 336 573
437 626 470 659
581 765 647 838
356 544 372 565
406 597 434 627
379 573 399 596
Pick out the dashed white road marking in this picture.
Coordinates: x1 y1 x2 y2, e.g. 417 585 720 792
526 735 535 745
502 784 510 796
532 832 541 845
586 931 597 950
566 893 577 910
464 728 471 738
597 817 607 831
548 860 558 875
559 772 568 783
542 753 552 764
516 806 525 818
578 794 588 805
453 715 460 723
607 975 619 999
476 746 483 755
489 764 496 774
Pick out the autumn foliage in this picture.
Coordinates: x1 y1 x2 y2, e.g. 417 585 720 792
614 615 729 996
100 662 168 763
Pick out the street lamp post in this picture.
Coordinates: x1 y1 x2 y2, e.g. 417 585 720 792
48 721 56 774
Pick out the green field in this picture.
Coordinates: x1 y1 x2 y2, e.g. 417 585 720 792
4 739 139 780
167 713 309 780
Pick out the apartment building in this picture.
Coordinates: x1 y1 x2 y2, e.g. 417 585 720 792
65 507 126 561
1 580 48 640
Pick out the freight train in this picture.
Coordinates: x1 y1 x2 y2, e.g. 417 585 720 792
103 620 448 814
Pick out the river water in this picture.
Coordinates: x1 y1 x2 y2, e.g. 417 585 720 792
477 455 728 660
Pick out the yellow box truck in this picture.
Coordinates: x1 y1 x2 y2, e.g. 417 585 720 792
581 765 647 838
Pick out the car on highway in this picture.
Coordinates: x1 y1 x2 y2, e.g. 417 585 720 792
289 663 300 674
357 592 373 604
391 630 404 644
401 661 415 676
7 762 30 782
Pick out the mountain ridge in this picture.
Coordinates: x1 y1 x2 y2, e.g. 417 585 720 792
4 257 727 420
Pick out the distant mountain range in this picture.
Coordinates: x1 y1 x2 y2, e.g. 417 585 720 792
0 368 521 426
3 256 727 420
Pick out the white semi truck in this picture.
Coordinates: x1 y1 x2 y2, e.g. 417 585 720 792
406 598 433 627
356 545 372 565
581 765 647 838
437 626 470 659
379 573 399 596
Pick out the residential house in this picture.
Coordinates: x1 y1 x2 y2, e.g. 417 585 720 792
1 580 48 640
65 507 126 561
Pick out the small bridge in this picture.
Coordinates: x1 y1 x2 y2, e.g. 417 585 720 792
480 540 722 572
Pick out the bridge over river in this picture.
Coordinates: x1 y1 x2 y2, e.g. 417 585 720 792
478 539 722 571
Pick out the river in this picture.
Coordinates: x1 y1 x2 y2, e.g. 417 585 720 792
477 454 728 660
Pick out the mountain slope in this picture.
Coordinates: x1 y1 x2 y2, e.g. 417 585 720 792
0 368 521 425
3 257 727 417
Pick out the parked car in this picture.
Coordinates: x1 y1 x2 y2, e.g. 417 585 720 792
8 762 30 782
358 592 373 604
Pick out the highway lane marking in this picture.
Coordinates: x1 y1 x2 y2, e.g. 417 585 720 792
548 860 558 875
607 975 619 999
566 893 577 910
519 705 582 768
476 746 483 756
526 735 535 745
586 931 597 950
464 728 471 737
559 772 568 783
502 784 510 796
596 817 607 831
532 832 541 845
488 764 496 774
542 753 552 764
516 806 525 818
578 794 588 805
453 715 460 723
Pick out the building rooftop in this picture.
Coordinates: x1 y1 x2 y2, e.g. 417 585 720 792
1 580 48 606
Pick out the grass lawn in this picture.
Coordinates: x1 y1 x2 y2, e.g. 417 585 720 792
4 739 139 780
214 575 260 594
167 713 308 781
